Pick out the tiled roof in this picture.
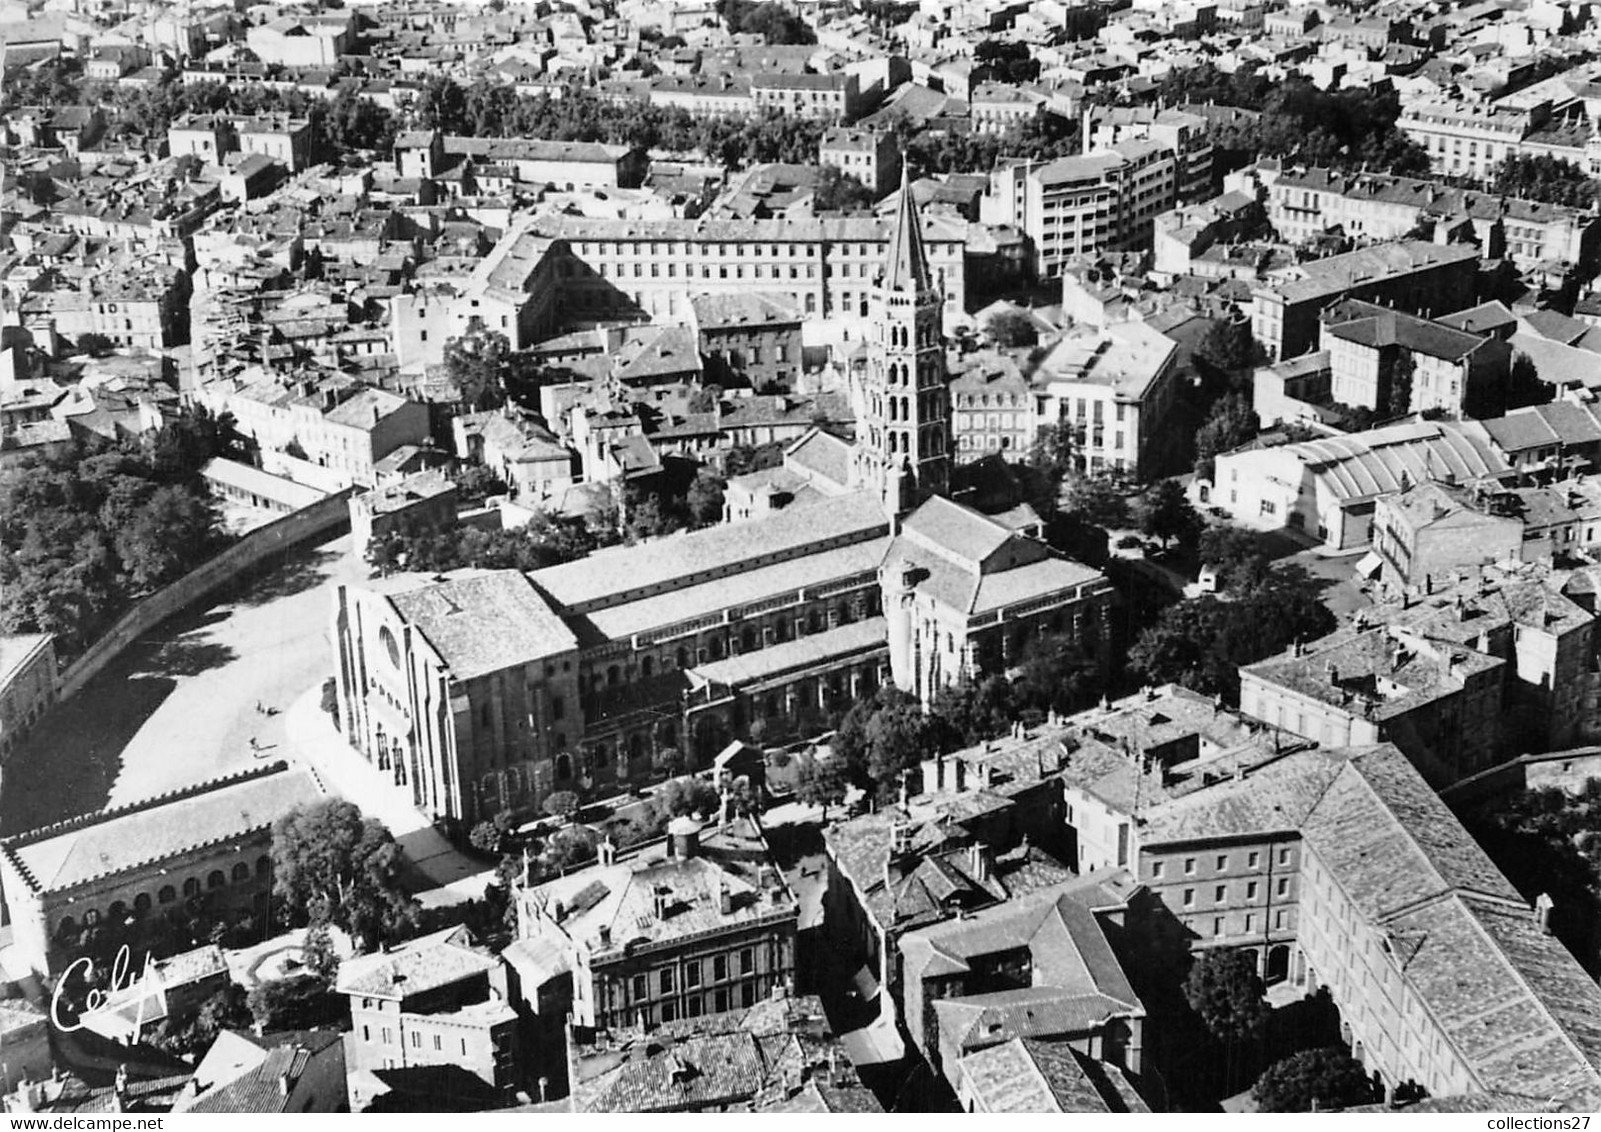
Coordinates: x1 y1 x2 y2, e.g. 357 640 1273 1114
529 488 887 614
384 569 577 679
335 925 499 1000
1481 401 1601 454
177 1030 344 1115
1 763 323 895
520 839 795 960
686 616 886 688
958 1037 1148 1112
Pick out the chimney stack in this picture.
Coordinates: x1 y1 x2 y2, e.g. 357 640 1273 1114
1535 892 1554 934
719 883 733 916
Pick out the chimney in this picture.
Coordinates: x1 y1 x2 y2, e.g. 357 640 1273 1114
598 837 616 866
668 815 702 859
1535 892 1554 934
968 843 990 883
277 1073 292 1099
952 758 966 793
597 924 612 948
652 887 669 919
719 883 733 916
1326 661 1339 685
1082 106 1093 156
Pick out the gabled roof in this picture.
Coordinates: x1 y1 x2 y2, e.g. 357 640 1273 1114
335 925 499 1001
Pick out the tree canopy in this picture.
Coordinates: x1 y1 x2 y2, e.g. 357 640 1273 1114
1252 1048 1377 1112
0 409 240 655
1184 946 1269 1042
271 800 419 951
1129 564 1333 701
814 165 876 210
1491 153 1599 209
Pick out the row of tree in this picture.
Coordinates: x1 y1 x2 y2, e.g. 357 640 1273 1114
0 408 243 656
1147 65 1430 179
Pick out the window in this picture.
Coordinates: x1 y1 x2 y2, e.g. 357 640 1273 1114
1275 909 1286 929
1216 854 1228 871
1184 858 1196 875
434 1035 442 1052
232 862 250 883
1182 888 1195 907
686 961 701 987
1247 851 1260 869
383 1028 393 1045
412 1032 421 1048
662 1001 677 1022
741 982 756 1007
1260 500 1277 517
552 696 564 721
1276 877 1289 896
714 989 729 1013
660 969 674 994
1278 847 1291 865
1213 917 1224 937
1245 913 1255 933
363 1026 371 1042
183 877 200 898
740 948 754 974
159 885 176 904
1215 884 1227 903
1247 881 1258 900
713 955 728 981
633 974 647 1001
688 995 703 1018
1151 861 1164 879
208 870 226 889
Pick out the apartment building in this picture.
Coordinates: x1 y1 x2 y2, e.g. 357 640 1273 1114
514 816 797 1031
984 138 1180 277
1032 320 1184 478
1321 299 1511 418
1251 240 1480 361
819 127 900 196
1266 167 1600 270
338 925 520 1110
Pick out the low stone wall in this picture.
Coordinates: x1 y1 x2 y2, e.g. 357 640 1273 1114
56 488 356 701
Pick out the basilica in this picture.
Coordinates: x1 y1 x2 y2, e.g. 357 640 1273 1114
331 177 1115 832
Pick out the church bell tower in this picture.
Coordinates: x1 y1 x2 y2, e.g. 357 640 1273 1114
851 166 952 517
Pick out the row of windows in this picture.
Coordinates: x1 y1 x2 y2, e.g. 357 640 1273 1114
1152 846 1292 878
628 948 756 1001
361 1026 472 1057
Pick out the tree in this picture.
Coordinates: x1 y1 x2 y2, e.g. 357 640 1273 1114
470 821 505 855
973 39 1040 83
1140 480 1201 549
813 165 875 210
1193 394 1259 477
542 825 598 872
454 463 508 503
271 800 419 951
77 332 114 358
1185 947 1268 1042
417 74 469 134
113 485 221 591
687 468 727 527
301 924 340 982
1253 1048 1377 1112
1196 318 1257 375
149 984 250 1058
1128 565 1334 701
1022 419 1075 520
863 691 938 799
1063 473 1130 529
247 973 344 1033
321 87 396 152
1012 630 1102 716
1198 526 1271 592
1384 349 1415 419
441 326 521 411
543 790 580 822
1491 153 1598 209
794 752 849 820
985 309 1039 348
650 776 722 825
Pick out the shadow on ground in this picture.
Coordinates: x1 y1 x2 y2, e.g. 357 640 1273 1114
2 675 174 834
226 547 345 608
